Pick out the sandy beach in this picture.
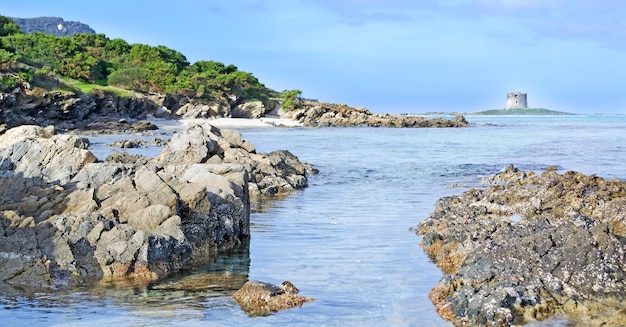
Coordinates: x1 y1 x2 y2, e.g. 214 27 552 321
201 117 303 129
151 116 303 132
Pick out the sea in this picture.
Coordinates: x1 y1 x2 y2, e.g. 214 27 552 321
1 114 625 326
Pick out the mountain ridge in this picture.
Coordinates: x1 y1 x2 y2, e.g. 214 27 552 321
10 16 95 36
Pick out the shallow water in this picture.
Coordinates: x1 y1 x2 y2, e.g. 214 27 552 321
2 115 626 326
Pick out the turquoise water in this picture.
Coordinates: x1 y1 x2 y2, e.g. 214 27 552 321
1 115 625 326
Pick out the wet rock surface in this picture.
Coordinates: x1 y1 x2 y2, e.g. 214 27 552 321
108 138 166 149
417 165 626 326
0 123 314 288
283 101 468 128
232 280 313 316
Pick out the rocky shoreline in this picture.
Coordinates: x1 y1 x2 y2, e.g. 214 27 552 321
417 165 626 326
0 87 461 315
0 123 314 289
284 101 468 128
1 90 467 131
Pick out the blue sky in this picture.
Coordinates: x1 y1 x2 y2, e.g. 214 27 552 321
4 1 626 114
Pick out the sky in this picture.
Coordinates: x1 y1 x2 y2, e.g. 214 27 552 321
3 1 626 114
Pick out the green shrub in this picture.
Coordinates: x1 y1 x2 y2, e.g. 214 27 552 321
0 14 276 102
280 89 302 111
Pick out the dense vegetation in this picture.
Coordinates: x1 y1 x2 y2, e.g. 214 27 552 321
280 89 302 110
0 15 301 106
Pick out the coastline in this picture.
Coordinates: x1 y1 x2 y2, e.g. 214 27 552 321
146 117 302 135
206 117 303 128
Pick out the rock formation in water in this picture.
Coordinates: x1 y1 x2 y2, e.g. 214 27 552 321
0 123 313 288
233 280 313 316
282 101 468 128
417 165 626 326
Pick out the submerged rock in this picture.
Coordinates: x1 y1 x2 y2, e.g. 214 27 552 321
232 280 313 316
0 123 314 288
417 165 626 326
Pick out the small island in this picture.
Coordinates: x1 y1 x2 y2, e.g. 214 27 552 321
421 92 574 116
473 107 572 115
475 93 571 115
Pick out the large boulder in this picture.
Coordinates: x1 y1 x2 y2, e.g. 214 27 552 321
0 123 313 288
417 165 626 326
174 100 231 119
231 100 279 119
0 131 97 185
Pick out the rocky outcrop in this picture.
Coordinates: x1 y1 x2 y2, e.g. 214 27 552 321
2 88 467 132
0 90 285 131
174 99 231 119
283 101 468 128
155 123 315 197
0 91 163 131
0 123 313 288
233 280 313 316
231 100 280 119
417 165 626 326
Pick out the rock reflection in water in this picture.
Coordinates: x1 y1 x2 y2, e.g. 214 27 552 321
154 239 250 294
0 240 250 323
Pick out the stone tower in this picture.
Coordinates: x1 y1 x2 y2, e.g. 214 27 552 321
506 92 528 109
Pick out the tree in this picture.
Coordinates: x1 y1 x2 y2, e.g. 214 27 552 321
0 16 22 37
280 89 303 111
0 49 19 70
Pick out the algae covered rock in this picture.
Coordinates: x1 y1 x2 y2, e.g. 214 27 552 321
417 165 626 326
233 280 313 316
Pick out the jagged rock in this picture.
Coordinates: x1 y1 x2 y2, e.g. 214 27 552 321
0 123 314 288
175 100 231 119
283 101 468 128
0 91 164 131
232 100 278 119
233 280 313 316
157 123 314 197
417 165 626 326
0 125 97 184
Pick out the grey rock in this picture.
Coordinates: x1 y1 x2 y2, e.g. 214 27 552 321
283 101 468 128
0 121 313 287
418 166 626 326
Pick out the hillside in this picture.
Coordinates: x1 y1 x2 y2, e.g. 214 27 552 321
10 16 95 36
0 15 280 107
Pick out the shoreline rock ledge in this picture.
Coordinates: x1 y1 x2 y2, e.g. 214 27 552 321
417 165 626 326
282 101 468 128
0 123 314 289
